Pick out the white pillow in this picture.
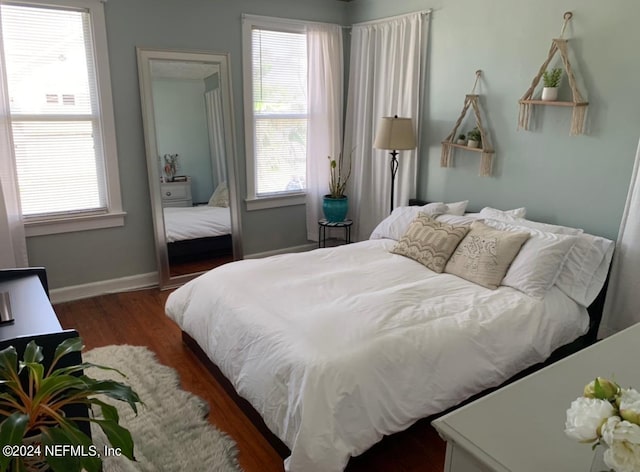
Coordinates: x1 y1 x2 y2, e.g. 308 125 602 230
440 200 469 216
479 211 583 236
369 203 448 241
484 219 579 299
555 234 614 306
208 181 229 207
479 206 527 220
485 216 614 306
436 214 480 226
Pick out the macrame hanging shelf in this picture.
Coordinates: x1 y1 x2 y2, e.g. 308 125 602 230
441 70 494 177
518 12 588 135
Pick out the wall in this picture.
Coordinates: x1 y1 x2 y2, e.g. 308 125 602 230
153 78 213 203
26 0 348 289
26 0 637 289
349 0 640 240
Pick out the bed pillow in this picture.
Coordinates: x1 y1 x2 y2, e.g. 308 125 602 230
440 200 469 216
391 213 470 273
479 206 527 220
436 214 480 226
554 234 615 306
484 219 580 299
444 221 530 289
482 216 614 305
369 203 448 240
208 181 229 207
480 212 584 236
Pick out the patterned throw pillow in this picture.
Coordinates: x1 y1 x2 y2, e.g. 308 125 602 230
392 213 470 273
444 221 530 289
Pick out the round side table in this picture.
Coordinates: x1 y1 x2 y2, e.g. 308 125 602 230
318 219 353 248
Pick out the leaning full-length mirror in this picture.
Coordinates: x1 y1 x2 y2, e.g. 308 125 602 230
137 48 242 289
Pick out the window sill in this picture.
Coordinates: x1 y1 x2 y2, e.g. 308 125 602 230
245 193 306 211
24 211 127 237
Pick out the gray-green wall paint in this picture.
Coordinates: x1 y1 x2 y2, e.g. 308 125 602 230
25 0 638 289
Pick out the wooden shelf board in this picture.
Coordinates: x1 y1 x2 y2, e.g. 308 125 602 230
519 99 589 107
442 142 495 153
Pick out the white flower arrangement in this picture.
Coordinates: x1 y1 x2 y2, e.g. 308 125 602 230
163 153 179 181
565 377 640 472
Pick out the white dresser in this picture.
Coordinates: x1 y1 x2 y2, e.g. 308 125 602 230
432 323 640 472
160 177 192 207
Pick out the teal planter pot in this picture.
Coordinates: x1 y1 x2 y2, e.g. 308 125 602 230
323 195 348 222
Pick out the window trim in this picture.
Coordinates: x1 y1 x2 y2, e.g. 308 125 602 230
242 14 309 211
4 0 125 236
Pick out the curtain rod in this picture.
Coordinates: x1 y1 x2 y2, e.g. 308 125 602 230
346 9 432 28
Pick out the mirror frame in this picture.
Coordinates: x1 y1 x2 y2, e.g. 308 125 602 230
136 47 243 289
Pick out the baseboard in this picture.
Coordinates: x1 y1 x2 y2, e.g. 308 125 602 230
51 244 317 303
50 272 158 304
244 243 317 259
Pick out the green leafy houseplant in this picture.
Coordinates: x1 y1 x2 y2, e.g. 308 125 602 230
467 127 482 144
0 337 141 472
327 151 352 199
543 68 563 88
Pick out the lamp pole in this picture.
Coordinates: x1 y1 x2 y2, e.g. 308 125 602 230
389 150 399 213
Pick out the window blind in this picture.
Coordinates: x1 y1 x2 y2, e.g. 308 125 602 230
251 27 307 196
1 3 107 217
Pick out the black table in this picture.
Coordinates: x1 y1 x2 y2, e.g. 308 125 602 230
318 218 353 248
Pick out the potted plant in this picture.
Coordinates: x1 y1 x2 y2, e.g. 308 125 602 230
541 68 562 101
456 134 466 145
467 127 482 148
323 151 352 223
0 337 141 472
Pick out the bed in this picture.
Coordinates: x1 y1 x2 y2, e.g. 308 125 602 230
165 203 614 472
163 206 232 263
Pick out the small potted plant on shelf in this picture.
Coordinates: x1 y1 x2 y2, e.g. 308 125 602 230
541 67 562 101
0 337 141 472
456 134 466 145
466 127 482 148
323 151 352 223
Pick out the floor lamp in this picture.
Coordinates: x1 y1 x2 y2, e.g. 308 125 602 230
373 115 417 213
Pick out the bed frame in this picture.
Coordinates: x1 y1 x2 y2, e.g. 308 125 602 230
168 234 232 264
180 201 609 459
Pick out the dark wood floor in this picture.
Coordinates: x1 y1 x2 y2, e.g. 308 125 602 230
55 288 445 472
169 253 235 277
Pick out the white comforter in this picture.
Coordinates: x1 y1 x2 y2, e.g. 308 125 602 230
163 206 230 243
165 239 588 472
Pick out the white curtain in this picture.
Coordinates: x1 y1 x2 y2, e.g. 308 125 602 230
305 23 344 241
599 138 640 337
344 11 428 242
205 88 227 188
0 7 28 269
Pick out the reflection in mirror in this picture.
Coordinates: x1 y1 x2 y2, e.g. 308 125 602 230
137 48 242 289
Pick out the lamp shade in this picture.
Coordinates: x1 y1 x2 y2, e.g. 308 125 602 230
373 116 416 151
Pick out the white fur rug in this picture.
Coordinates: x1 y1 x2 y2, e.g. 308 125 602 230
84 345 242 472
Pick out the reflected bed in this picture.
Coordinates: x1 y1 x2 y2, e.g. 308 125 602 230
163 206 231 263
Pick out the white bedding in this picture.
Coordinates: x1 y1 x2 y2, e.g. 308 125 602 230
165 239 589 472
163 206 231 243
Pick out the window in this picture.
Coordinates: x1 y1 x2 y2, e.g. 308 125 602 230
243 15 308 209
0 0 124 235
